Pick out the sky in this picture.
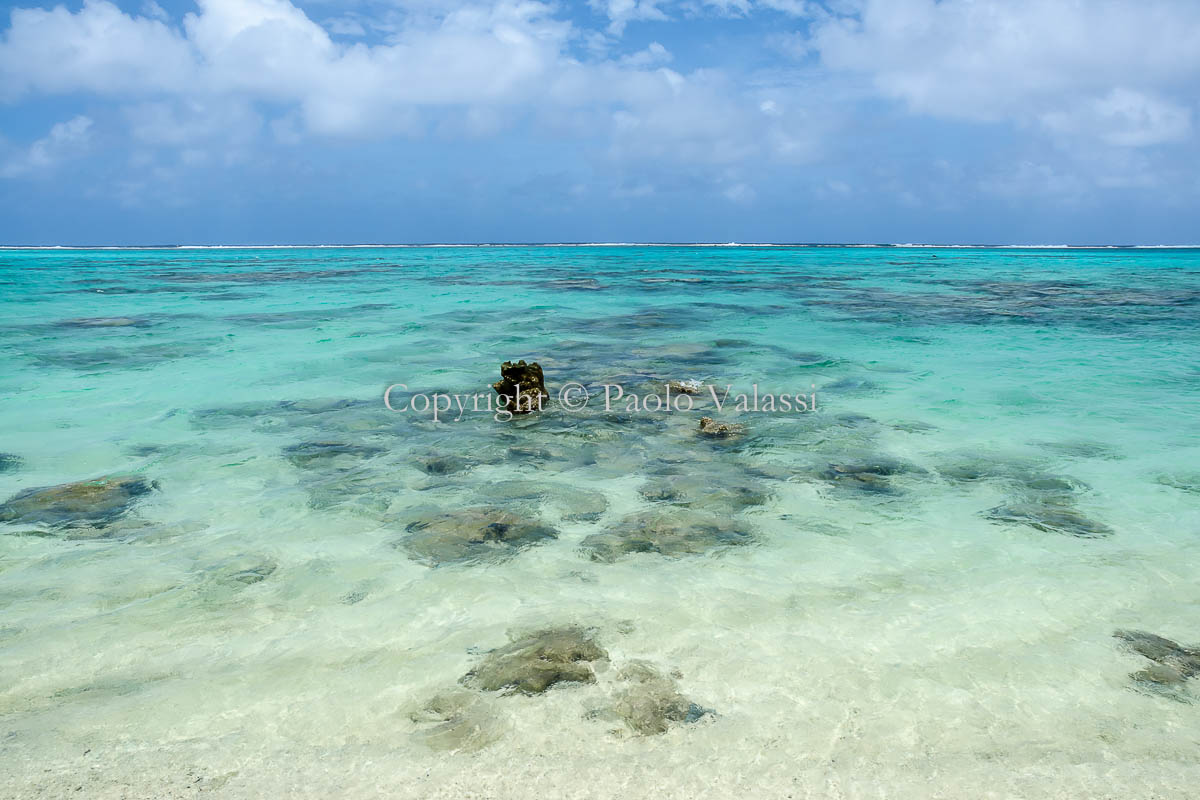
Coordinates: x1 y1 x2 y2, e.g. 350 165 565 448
0 0 1198 245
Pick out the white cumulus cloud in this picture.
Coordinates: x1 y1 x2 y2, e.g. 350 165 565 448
805 0 1200 146
1 115 94 178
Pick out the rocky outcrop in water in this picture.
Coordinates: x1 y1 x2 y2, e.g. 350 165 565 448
0 453 21 473
398 507 558 566
461 626 608 694
667 379 703 395
698 417 744 438
581 509 753 561
492 360 549 415
0 475 156 529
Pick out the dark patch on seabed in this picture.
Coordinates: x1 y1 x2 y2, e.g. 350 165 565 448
30 339 222 371
803 278 1200 327
151 266 394 284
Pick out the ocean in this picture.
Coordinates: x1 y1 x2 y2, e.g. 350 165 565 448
1 245 1199 797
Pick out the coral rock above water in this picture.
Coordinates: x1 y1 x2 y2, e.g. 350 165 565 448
698 417 745 438
461 626 608 695
492 360 549 415
667 379 703 395
0 475 156 529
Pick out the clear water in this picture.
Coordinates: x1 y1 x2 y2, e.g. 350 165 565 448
1 246 1199 797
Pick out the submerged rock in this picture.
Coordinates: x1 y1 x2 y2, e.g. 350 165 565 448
280 398 364 415
698 417 745 438
482 480 608 521
1014 474 1088 498
0 475 156 529
398 507 558 566
1157 472 1200 495
188 554 279 608
194 397 384 434
1035 439 1122 460
407 690 503 752
1116 630 1199 702
462 626 608 695
0 453 21 473
492 360 549 415
937 460 1001 483
58 317 149 328
303 468 396 516
1133 662 1188 687
1114 630 1200 679
607 661 714 736
551 487 609 522
638 475 769 514
938 455 1092 513
505 443 565 462
581 509 753 561
34 341 216 371
282 441 386 468
984 502 1113 538
207 554 278 588
819 457 922 494
937 454 1084 491
821 376 881 395
414 453 472 475
892 420 937 433
834 413 877 428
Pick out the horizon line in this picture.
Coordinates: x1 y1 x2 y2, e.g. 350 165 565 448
3 242 1200 250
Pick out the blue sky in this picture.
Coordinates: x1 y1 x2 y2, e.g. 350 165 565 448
1 0 1198 245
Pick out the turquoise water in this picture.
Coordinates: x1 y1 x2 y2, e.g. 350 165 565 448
1 245 1199 797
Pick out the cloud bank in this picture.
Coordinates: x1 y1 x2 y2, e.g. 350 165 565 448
0 0 1198 242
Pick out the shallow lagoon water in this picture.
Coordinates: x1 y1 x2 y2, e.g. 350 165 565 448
1 246 1200 797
